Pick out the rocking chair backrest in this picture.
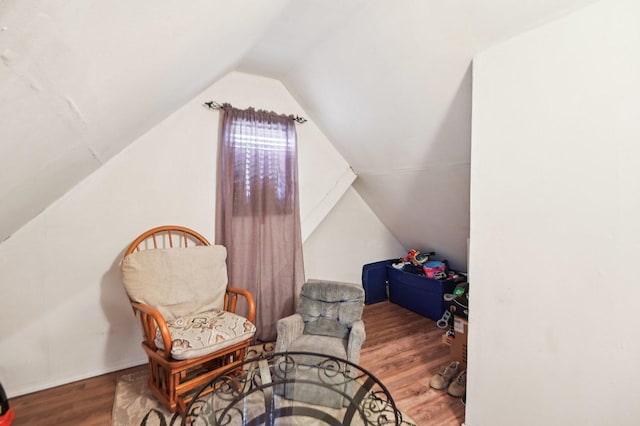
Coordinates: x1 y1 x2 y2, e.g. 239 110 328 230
124 225 210 255
121 226 229 320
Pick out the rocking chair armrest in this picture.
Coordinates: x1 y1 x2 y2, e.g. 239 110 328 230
130 302 172 356
225 286 256 324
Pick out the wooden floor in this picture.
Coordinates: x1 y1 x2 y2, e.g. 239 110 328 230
10 302 465 425
359 302 465 426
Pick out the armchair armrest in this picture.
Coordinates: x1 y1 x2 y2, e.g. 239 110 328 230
225 286 256 323
275 313 304 353
131 301 172 358
347 320 366 365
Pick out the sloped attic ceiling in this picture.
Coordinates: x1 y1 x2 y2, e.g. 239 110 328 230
1 0 599 268
0 0 290 242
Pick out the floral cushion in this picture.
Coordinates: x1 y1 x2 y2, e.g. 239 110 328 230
156 310 256 360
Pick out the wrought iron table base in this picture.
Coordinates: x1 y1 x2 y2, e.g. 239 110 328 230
182 351 401 426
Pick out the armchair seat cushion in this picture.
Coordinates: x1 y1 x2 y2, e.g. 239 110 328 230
289 334 347 360
284 335 349 409
156 310 256 360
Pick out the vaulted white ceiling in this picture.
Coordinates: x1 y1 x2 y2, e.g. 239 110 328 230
0 0 599 268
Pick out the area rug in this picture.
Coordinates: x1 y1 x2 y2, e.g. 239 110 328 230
112 343 416 425
112 343 274 426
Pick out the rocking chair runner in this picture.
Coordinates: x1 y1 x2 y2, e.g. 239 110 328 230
120 225 256 414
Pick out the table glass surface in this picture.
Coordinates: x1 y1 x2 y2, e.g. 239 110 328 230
181 351 401 426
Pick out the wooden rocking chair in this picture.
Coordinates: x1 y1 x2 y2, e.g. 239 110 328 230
120 225 256 413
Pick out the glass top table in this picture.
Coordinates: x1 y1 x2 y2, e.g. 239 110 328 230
181 351 402 426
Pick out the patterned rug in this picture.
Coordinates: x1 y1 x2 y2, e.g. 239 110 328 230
112 343 416 425
112 343 274 426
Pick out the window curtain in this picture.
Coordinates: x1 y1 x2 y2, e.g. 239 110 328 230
215 104 305 342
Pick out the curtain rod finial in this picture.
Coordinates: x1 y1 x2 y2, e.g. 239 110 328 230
204 101 223 110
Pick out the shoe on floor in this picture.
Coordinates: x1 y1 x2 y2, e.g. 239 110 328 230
448 369 467 397
429 361 460 390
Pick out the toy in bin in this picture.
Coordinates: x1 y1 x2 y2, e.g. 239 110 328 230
403 249 435 266
0 382 14 426
393 249 437 271
423 260 447 279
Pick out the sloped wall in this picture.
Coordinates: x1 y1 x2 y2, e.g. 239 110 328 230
304 187 405 283
469 1 640 424
0 0 291 244
0 71 400 397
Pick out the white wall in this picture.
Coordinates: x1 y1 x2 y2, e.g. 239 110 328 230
469 1 640 425
303 187 405 284
0 71 390 397
0 0 291 244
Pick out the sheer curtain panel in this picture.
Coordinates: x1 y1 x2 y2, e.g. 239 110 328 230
215 104 305 341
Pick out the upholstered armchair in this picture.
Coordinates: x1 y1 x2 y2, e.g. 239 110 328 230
274 279 366 407
275 279 366 362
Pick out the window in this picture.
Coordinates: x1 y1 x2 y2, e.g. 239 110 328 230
224 111 297 216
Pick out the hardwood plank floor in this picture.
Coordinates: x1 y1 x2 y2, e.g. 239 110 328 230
10 301 465 425
359 302 465 426
9 365 145 426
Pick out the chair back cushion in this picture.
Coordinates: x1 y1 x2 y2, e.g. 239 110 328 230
121 245 228 320
298 279 365 339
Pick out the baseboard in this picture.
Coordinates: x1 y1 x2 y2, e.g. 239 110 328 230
8 358 146 398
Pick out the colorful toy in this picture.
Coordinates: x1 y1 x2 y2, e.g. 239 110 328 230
423 260 447 278
403 249 435 266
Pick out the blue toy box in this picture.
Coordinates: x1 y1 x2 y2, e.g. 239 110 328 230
386 265 456 321
361 259 395 305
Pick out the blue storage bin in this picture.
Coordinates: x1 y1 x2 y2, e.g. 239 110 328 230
386 265 456 321
361 259 395 305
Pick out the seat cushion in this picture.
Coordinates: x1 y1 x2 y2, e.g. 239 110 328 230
121 245 228 320
285 335 349 408
289 334 347 360
156 310 256 360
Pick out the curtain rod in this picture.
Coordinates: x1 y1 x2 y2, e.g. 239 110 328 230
203 101 307 124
